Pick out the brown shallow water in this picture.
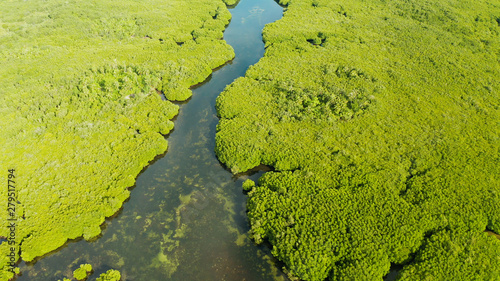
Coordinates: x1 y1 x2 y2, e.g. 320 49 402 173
15 0 286 280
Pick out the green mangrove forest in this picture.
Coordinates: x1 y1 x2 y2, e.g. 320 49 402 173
0 0 499 280
0 0 236 279
216 0 500 280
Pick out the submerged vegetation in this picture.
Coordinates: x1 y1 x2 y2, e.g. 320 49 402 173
216 0 500 280
0 0 236 279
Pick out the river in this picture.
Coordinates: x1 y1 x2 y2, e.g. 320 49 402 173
16 0 285 280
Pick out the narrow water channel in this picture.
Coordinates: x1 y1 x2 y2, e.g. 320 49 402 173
16 0 285 280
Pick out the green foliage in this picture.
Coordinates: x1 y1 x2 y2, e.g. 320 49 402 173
397 230 500 280
242 179 256 192
0 0 235 278
73 263 92 280
216 0 500 280
96 269 121 281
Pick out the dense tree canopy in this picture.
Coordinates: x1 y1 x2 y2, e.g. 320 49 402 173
216 0 500 280
0 0 235 279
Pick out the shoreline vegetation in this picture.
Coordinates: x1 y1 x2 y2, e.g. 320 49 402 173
0 0 237 279
216 0 500 280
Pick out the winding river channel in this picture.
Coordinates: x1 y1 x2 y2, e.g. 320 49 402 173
16 0 285 280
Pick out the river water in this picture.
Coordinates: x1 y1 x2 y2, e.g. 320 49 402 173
16 0 285 280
